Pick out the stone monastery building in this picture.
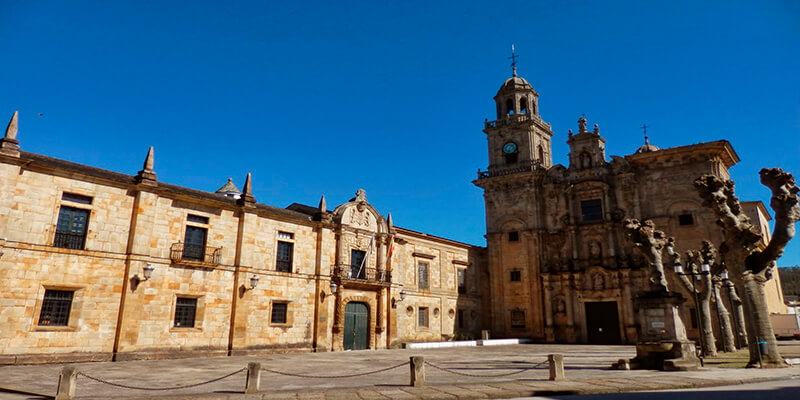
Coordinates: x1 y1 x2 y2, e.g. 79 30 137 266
0 71 786 364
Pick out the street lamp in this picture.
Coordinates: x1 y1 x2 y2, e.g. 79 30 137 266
673 261 710 362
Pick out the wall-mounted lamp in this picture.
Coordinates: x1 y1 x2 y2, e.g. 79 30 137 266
142 264 154 281
391 289 407 308
720 270 729 280
242 275 259 292
330 280 338 294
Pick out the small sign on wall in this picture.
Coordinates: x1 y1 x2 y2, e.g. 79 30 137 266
650 321 665 328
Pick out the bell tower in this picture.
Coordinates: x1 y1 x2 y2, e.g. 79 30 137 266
483 72 554 171
473 57 554 341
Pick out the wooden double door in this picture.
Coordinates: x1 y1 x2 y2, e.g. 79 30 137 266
343 302 369 350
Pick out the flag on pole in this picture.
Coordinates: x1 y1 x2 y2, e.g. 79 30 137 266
356 234 375 279
386 235 396 271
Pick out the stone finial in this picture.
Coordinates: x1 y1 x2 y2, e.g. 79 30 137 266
0 111 21 157
568 129 573 137
318 195 327 212
578 115 587 133
355 189 367 202
593 124 600 134
135 146 157 184
238 172 256 206
387 213 393 229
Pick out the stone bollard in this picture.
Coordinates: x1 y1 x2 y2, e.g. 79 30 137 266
55 366 78 400
245 362 261 394
481 330 490 340
548 354 565 381
410 356 425 387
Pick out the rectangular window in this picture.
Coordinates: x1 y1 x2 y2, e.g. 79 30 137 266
508 231 519 242
418 307 429 327
54 206 90 250
38 289 74 326
276 241 294 272
183 225 208 261
580 199 603 222
510 309 526 329
418 262 429 290
174 297 197 328
186 214 209 224
679 214 694 226
510 270 521 282
277 231 294 240
61 192 93 205
271 303 288 324
350 249 367 279
457 269 467 294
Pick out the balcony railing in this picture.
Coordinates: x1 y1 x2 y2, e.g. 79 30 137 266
53 231 87 250
331 264 391 283
477 160 543 179
170 242 222 265
484 113 551 130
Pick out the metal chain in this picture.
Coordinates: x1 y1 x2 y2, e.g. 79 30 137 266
424 360 548 378
77 368 246 391
260 361 408 379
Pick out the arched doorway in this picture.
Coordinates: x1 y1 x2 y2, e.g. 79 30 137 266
343 302 369 350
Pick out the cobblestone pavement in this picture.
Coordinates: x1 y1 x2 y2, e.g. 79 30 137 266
1 343 799 400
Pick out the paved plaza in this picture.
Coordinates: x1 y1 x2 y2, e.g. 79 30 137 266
1 343 799 399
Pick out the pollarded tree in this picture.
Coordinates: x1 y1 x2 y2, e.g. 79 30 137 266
694 168 800 367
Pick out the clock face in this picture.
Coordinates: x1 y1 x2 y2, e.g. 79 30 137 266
503 142 517 154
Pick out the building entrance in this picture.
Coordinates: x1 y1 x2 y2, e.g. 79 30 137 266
343 302 369 350
584 301 621 345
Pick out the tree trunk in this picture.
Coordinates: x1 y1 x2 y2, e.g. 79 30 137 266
676 273 717 356
740 271 785 367
712 281 736 352
725 280 748 349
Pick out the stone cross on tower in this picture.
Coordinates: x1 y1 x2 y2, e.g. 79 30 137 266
508 45 519 77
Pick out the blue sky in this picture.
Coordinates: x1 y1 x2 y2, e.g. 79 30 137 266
1 1 799 266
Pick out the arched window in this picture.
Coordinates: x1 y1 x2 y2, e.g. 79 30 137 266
580 152 592 169
505 98 515 115
520 98 528 114
538 145 545 162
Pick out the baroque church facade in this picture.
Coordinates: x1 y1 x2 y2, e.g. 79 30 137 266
0 70 786 363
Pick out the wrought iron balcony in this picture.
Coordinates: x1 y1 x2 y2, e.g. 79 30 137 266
170 242 222 265
331 264 391 284
477 160 543 179
53 231 87 250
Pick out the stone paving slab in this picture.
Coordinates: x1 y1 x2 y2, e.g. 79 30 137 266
1 344 800 399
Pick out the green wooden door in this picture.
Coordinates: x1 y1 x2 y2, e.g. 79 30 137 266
343 302 369 350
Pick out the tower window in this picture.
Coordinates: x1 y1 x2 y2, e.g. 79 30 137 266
508 231 519 242
538 145 544 162
504 152 518 164
520 98 528 114
678 214 694 226
510 270 521 282
581 199 603 222
505 98 515 115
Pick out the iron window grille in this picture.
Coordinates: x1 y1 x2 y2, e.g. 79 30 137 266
38 289 74 326
276 241 294 272
418 262 429 290
508 231 520 242
510 270 522 282
418 307 429 327
54 206 90 250
271 303 288 324
510 309 526 328
174 297 197 328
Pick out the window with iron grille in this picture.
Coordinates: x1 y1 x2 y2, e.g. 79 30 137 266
350 249 366 279
418 262 429 290
38 289 74 326
457 269 466 294
508 231 519 242
510 309 526 329
174 297 197 328
54 206 90 250
276 241 293 272
510 270 521 282
580 199 603 222
271 303 288 324
418 307 429 327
